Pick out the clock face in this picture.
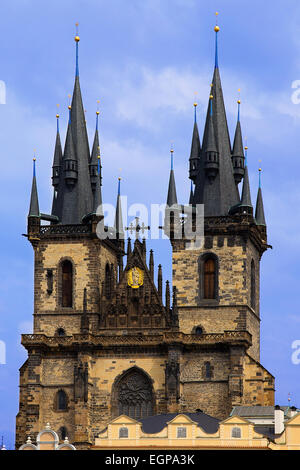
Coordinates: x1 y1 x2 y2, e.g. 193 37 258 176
127 267 144 289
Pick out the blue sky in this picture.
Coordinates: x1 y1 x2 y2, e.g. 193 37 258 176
0 0 300 449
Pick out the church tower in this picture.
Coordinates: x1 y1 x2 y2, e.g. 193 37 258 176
16 20 274 450
166 19 274 418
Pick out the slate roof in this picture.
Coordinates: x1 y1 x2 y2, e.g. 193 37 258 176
193 66 240 216
140 412 220 435
231 405 291 417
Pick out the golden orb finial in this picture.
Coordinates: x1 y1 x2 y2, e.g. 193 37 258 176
96 110 100 115
33 157 36 162
237 99 241 104
245 146 248 150
214 12 220 32
56 113 59 118
75 22 80 42
118 176 121 181
68 105 71 110
210 94 213 99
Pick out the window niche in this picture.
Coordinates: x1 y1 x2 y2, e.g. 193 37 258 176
46 269 53 295
61 260 73 308
251 259 256 311
55 390 68 412
198 253 219 304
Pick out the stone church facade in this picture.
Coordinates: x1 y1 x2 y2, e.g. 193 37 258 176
15 25 274 450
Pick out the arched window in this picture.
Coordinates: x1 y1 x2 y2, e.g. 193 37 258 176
195 326 203 336
204 257 216 299
56 390 67 411
105 263 111 299
61 260 73 307
232 427 241 438
119 427 128 438
59 426 68 440
56 328 66 337
204 362 212 380
251 260 256 310
112 368 154 420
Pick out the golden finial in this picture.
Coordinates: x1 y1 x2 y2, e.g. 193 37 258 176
68 105 71 110
170 142 174 153
245 146 248 150
96 110 100 115
237 88 241 104
210 94 213 100
118 176 121 181
193 91 198 108
98 155 100 160
33 157 36 162
56 104 60 119
75 22 80 42
214 12 220 32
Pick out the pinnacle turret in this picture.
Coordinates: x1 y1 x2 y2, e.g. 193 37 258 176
90 110 101 191
255 169 266 226
232 99 245 185
166 149 178 207
28 158 40 217
114 178 124 239
189 103 201 183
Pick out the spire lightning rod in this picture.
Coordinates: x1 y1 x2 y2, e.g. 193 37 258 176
170 143 174 170
214 12 220 68
237 88 241 122
75 22 80 77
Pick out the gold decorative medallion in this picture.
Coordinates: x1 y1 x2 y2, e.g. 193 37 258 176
127 267 144 289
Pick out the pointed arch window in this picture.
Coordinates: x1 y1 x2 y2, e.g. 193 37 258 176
112 368 154 420
204 258 216 299
61 260 73 307
251 259 256 310
105 263 111 299
55 390 68 411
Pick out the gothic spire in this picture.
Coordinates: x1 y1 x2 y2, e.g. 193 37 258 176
90 108 101 191
189 103 201 182
92 156 103 216
240 146 252 211
255 168 266 226
193 19 239 216
51 112 63 186
167 148 178 206
232 96 245 185
53 27 93 224
51 112 63 216
29 158 40 217
114 177 124 239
